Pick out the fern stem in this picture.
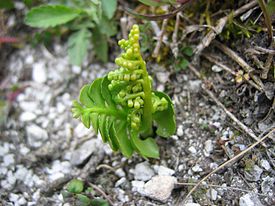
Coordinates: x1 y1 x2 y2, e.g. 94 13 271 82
85 107 126 118
141 61 153 137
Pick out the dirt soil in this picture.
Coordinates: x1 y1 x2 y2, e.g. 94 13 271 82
0 1 274 206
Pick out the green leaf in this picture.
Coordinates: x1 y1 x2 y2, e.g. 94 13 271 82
175 59 189 71
79 85 94 107
76 194 91 206
68 28 91 66
182 47 193 57
67 179 84 194
102 0 117 19
24 5 81 28
267 0 275 14
153 91 176 137
91 198 109 206
92 28 108 62
131 131 159 158
0 0 14 9
99 16 117 37
138 0 166 6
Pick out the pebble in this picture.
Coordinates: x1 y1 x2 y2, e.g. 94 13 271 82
26 124 48 148
260 159 271 171
206 188 218 201
156 72 169 83
177 125 184 137
19 101 39 112
19 112 36 122
212 65 223 72
184 204 201 206
0 143 10 156
71 139 104 166
133 162 155 181
32 62 47 83
188 146 197 154
154 165 175 176
115 177 126 187
3 154 15 166
74 123 92 138
239 193 263 206
72 65 81 74
143 175 177 202
131 180 145 195
188 80 202 93
115 168 126 177
204 140 213 156
192 164 203 172
261 176 274 194
244 165 263 182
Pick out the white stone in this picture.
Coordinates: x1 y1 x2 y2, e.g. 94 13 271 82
206 188 218 201
14 166 29 181
72 65 81 74
17 197 27 205
144 175 177 202
56 102 66 113
3 154 15 166
20 146 30 155
156 72 169 83
133 162 155 181
260 159 271 171
115 177 126 187
26 124 48 148
9 193 19 202
177 125 184 137
0 143 10 156
7 171 16 185
74 123 92 138
25 55 34 64
204 140 213 154
32 62 47 83
192 164 203 172
184 203 201 206
188 146 197 154
212 65 223 72
19 112 36 122
19 101 38 112
154 165 175 176
239 193 263 206
131 180 145 195
115 168 126 177
0 167 8 175
188 80 202 93
71 139 103 166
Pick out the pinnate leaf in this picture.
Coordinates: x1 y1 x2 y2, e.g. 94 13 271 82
102 0 117 19
25 5 81 28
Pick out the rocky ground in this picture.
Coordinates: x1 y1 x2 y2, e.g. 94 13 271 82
0 1 275 206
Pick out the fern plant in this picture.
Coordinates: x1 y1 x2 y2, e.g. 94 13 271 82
72 25 176 158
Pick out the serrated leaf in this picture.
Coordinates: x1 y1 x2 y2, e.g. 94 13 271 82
102 0 117 19
25 5 81 28
67 179 84 194
68 29 91 66
92 28 108 62
153 91 176 137
79 85 94 107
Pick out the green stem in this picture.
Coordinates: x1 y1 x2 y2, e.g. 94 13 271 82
140 61 153 137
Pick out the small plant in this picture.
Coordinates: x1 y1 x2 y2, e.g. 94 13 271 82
24 0 117 65
72 25 176 158
63 179 109 206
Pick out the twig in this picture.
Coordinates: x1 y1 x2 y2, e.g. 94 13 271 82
181 129 274 204
188 64 266 147
193 0 258 58
120 16 128 39
152 19 168 58
176 182 268 197
257 0 273 40
88 183 115 206
213 40 264 91
171 12 181 58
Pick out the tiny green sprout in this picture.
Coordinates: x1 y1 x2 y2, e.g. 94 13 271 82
72 24 176 158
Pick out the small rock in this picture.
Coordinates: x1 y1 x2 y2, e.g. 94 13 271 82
188 146 197 154
188 80 202 93
9 193 19 202
144 175 177 202
72 65 81 74
239 193 263 206
71 139 104 166
154 165 175 176
56 102 66 113
260 159 271 171
115 168 126 177
25 55 34 64
19 101 38 112
131 180 145 195
212 65 223 72
115 177 126 188
206 188 218 201
17 197 27 205
244 165 263 182
177 125 184 137
192 164 203 172
74 123 92 138
156 72 169 83
115 188 129 203
32 62 47 83
204 140 214 154
19 112 36 122
0 143 10 156
14 166 29 181
26 124 48 148
133 162 155 181
3 154 15 166
184 203 201 206
261 176 274 194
